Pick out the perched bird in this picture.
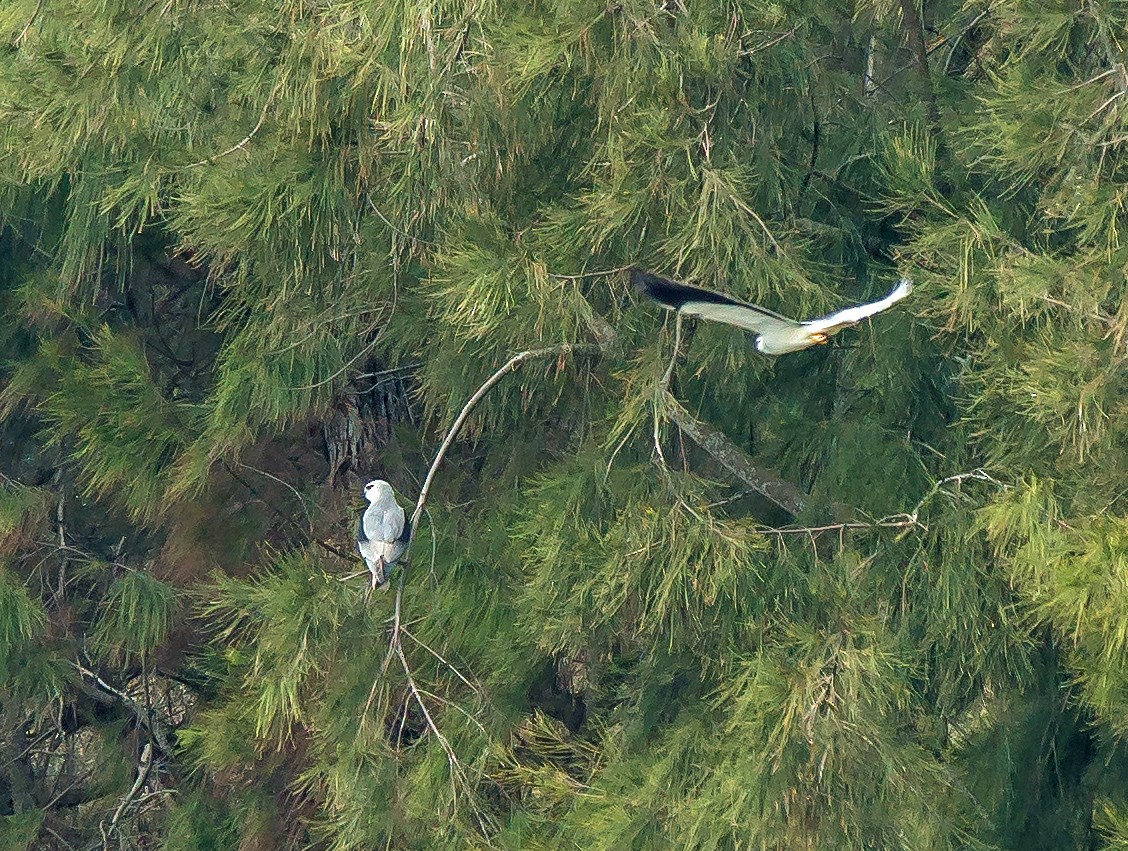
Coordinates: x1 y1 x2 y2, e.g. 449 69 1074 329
633 269 913 355
357 479 410 589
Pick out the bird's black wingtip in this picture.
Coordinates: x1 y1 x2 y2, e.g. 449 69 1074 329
633 268 741 313
629 267 664 294
631 268 692 310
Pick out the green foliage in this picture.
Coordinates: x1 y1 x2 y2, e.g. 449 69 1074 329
0 480 48 543
160 795 239 851
0 568 46 685
2 0 1128 848
27 323 196 519
201 551 362 742
0 811 44 851
91 569 180 665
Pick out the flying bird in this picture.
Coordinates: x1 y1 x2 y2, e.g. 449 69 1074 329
357 479 410 589
633 269 913 355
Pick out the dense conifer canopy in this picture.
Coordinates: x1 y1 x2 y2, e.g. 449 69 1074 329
1 0 1127 848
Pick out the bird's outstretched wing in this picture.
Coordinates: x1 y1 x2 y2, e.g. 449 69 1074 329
632 269 801 339
802 278 913 335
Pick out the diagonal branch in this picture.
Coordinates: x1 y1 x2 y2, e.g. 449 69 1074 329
103 742 153 844
185 82 279 168
73 662 177 755
900 0 944 139
662 393 808 517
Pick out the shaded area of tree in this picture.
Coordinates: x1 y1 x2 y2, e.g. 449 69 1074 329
1 0 1127 848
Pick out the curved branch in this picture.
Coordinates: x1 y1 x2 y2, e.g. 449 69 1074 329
406 343 596 536
185 83 278 168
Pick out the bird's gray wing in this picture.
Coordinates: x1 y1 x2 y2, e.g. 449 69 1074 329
362 499 405 544
802 278 913 336
633 269 801 337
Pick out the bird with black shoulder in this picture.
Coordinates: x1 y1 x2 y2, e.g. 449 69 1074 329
357 479 411 590
632 268 912 355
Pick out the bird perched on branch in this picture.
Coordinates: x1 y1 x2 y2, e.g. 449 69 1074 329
633 269 913 355
357 479 410 589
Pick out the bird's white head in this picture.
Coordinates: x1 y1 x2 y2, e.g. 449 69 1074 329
363 479 394 504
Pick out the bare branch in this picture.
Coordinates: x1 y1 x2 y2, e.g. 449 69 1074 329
754 469 1006 538
14 0 45 47
407 343 597 535
72 662 177 755
662 393 809 517
726 191 783 254
402 628 480 694
103 742 153 844
738 24 801 57
235 462 314 535
547 265 635 281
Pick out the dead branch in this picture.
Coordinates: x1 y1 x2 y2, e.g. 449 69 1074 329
402 627 481 694
102 741 153 844
754 468 1006 538
72 662 176 755
662 393 809 517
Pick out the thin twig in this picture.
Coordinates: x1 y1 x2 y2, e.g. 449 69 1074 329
288 319 387 391
366 195 438 247
14 0 45 47
402 628 480 694
727 191 782 254
364 343 597 831
547 265 634 281
416 687 489 735
236 462 314 534
754 469 1006 538
186 84 278 167
653 314 684 469
221 461 353 560
738 24 801 57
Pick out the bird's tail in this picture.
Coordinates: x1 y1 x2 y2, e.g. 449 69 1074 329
370 522 412 590
370 557 395 590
